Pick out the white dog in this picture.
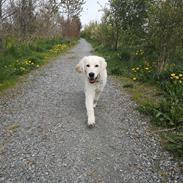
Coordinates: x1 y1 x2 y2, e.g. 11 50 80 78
75 55 107 127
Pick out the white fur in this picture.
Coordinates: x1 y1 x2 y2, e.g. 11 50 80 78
75 55 107 127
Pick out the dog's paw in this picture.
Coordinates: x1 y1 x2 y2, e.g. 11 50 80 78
88 121 95 128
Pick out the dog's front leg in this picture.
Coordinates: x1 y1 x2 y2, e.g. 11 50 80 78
93 91 101 108
85 92 95 128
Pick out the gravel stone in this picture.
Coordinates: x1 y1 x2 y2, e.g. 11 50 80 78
0 39 182 183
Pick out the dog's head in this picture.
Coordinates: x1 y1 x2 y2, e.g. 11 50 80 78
75 56 107 84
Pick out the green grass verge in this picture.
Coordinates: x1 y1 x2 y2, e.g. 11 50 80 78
87 38 183 160
0 38 77 92
113 76 163 107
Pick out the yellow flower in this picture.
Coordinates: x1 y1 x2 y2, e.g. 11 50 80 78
171 73 176 77
170 77 173 79
145 67 149 70
179 74 182 77
179 80 182 83
136 67 140 70
133 77 137 81
175 76 179 79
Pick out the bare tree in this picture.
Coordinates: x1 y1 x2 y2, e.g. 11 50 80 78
59 0 85 38
0 0 84 47
59 0 85 19
0 0 3 48
0 0 7 48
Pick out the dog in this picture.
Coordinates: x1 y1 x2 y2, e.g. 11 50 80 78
75 55 107 127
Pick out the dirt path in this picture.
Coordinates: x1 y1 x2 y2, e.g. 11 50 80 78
0 39 182 183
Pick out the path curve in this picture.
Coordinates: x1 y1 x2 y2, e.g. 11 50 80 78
0 39 182 183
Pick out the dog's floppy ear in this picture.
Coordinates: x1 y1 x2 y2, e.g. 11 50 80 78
100 57 107 71
75 57 86 73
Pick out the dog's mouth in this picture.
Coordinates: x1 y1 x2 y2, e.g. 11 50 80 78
88 76 98 84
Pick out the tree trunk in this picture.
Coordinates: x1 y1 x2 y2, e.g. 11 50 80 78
20 0 27 38
114 27 119 51
113 20 119 51
0 0 3 49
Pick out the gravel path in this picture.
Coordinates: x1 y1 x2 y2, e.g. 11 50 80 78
0 39 182 183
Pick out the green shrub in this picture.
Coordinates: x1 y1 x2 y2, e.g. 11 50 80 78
117 48 132 61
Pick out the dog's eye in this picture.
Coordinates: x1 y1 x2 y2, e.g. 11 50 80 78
86 64 90 67
95 65 99 67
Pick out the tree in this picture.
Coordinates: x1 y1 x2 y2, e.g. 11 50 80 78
19 0 36 37
59 0 85 19
101 7 121 50
0 0 15 48
147 0 183 73
0 0 3 48
109 0 149 45
59 0 85 38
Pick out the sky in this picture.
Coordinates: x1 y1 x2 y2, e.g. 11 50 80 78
80 0 108 27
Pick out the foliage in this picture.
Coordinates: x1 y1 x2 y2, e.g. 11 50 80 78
109 0 149 35
146 0 183 73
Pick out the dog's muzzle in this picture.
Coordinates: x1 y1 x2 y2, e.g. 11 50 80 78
88 73 99 84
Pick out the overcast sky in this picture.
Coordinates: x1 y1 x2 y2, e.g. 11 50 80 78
80 0 108 27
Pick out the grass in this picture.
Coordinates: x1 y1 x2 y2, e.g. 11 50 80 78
87 38 183 160
0 37 76 92
114 76 163 107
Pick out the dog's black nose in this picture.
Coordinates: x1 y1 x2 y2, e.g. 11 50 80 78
89 72 94 78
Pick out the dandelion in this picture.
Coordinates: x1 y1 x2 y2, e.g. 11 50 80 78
133 77 137 81
171 73 176 77
175 76 179 79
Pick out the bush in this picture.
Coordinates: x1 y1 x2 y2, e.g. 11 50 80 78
117 48 132 61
